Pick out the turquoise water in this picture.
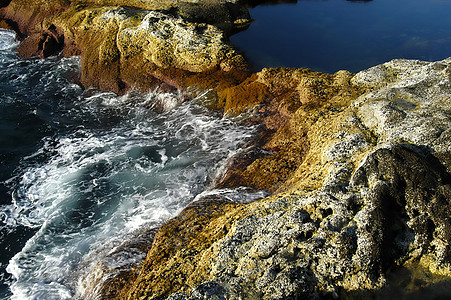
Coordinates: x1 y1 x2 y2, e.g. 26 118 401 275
231 0 451 73
0 30 266 299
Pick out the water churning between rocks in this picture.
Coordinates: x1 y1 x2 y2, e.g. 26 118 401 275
0 29 266 299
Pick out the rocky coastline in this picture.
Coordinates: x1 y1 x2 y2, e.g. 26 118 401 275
1 0 450 299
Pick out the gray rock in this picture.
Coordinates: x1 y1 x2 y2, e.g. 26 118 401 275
353 58 451 155
174 58 451 299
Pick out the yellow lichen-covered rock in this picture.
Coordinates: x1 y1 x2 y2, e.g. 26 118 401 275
216 67 362 192
122 196 241 299
1 0 251 93
49 6 247 92
106 57 451 299
3 0 450 297
115 10 238 72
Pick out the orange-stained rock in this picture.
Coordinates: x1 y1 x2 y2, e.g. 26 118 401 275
215 67 361 193
122 196 241 299
0 18 13 30
117 57 451 299
2 0 450 298
0 0 252 94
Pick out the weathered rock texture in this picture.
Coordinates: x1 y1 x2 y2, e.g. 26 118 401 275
0 0 251 93
100 58 450 299
2 0 450 297
216 67 363 192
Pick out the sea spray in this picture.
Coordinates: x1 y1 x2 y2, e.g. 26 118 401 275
0 29 266 299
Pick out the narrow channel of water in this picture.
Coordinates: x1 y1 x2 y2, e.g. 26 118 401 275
0 29 266 299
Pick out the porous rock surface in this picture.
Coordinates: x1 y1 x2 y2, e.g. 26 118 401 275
2 0 450 297
0 0 250 93
106 58 451 299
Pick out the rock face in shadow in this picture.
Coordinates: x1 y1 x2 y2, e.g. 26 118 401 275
109 57 450 299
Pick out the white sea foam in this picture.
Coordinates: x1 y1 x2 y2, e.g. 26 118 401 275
2 85 264 299
0 29 18 51
0 29 265 298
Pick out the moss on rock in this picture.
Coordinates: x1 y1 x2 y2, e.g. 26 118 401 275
2 0 450 298
1 0 251 93
110 58 451 299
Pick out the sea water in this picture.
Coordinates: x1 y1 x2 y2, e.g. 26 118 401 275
231 0 451 73
0 29 266 299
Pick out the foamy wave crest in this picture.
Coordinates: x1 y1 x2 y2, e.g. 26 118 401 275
0 29 18 51
2 87 264 299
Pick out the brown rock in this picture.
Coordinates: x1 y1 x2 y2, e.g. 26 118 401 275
219 73 271 115
17 29 63 58
123 196 239 299
116 58 451 300
215 67 360 193
0 18 13 30
1 0 252 94
0 0 68 36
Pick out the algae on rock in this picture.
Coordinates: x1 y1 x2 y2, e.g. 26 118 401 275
114 57 451 299
0 0 251 93
2 0 450 297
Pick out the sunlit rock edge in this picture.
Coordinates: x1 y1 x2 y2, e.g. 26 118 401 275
1 0 450 298
83 58 451 299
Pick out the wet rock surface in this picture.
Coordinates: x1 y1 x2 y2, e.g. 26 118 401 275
73 226 158 299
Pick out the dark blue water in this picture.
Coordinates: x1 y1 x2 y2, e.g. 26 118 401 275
0 29 265 299
231 0 451 73
1 0 449 296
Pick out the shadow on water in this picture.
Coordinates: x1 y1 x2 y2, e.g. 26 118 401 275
246 0 297 8
0 226 37 299
246 0 373 8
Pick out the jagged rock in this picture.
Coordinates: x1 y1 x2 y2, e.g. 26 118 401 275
53 5 248 92
111 57 451 299
181 144 449 299
17 25 64 58
352 58 451 166
0 0 251 93
216 68 361 192
3 0 450 297
73 225 158 299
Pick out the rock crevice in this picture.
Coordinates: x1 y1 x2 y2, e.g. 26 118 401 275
1 0 450 298
114 57 451 299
